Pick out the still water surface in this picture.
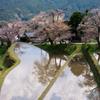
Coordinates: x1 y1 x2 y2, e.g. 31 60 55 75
0 43 99 100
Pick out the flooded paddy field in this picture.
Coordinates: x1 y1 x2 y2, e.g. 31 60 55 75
0 43 100 100
44 55 100 100
0 43 66 100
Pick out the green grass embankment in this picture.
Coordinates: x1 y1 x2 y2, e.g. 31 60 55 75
0 43 20 89
38 44 76 56
82 45 100 88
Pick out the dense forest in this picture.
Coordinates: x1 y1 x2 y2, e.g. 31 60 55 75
0 0 100 21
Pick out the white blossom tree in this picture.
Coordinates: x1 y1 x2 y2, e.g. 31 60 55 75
0 21 25 47
78 9 100 46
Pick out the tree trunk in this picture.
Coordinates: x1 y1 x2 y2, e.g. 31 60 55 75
48 38 53 45
96 37 100 47
7 40 11 47
75 30 78 38
97 27 100 47
0 40 3 46
72 28 79 41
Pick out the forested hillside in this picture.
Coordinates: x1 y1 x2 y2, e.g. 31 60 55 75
0 0 100 21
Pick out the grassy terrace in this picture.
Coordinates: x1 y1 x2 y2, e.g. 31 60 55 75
0 56 4 70
82 44 100 88
0 46 7 70
0 43 20 89
91 55 100 73
38 43 76 55
82 44 100 73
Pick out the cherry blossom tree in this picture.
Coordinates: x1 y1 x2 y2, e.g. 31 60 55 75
0 21 25 47
78 9 100 46
33 22 72 44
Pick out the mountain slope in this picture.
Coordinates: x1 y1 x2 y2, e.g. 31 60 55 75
0 0 100 21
